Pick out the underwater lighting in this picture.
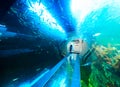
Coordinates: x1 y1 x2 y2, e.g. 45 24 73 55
71 0 91 14
28 2 65 33
71 0 93 20
70 0 108 22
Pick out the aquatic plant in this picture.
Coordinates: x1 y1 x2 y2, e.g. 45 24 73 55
87 44 120 87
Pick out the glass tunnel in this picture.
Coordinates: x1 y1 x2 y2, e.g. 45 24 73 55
0 0 120 87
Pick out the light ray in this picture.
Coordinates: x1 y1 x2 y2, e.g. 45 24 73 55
28 2 65 33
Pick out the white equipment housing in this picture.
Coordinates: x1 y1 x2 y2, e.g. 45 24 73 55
67 39 83 54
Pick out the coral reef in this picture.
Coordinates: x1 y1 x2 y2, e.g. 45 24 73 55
81 43 120 87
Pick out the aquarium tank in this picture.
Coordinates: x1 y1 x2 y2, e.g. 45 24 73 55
0 0 120 87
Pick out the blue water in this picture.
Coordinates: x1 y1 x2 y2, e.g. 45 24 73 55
79 1 120 46
1 0 120 87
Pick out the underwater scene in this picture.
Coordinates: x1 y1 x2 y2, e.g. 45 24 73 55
0 0 120 87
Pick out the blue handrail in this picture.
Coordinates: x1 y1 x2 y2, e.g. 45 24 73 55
71 54 81 87
32 56 67 87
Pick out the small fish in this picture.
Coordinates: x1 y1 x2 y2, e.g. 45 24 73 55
36 68 40 71
12 78 19 82
81 62 92 66
93 33 101 37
